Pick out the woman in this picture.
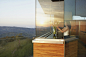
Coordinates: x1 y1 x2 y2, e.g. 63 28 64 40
57 22 71 38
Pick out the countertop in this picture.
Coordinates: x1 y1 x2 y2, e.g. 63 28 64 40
32 32 78 44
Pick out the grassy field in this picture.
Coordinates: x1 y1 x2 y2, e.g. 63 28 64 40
0 38 33 57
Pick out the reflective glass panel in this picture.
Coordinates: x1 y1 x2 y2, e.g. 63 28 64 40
36 0 64 39
65 0 86 57
64 0 76 37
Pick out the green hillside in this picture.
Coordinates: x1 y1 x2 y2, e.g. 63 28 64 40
0 38 33 57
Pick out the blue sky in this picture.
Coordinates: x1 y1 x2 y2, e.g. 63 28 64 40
0 0 35 28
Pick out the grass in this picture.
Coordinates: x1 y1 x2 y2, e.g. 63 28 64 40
0 38 33 57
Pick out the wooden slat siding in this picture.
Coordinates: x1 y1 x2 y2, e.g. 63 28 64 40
71 21 76 35
33 43 64 57
79 21 86 44
78 41 86 57
76 21 79 35
65 40 78 57
79 32 86 44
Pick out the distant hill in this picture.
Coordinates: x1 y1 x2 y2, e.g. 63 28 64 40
0 26 35 38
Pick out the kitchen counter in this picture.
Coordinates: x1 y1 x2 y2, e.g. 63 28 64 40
32 39 65 44
32 33 78 57
32 33 78 44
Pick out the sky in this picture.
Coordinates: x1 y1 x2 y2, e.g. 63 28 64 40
0 0 35 28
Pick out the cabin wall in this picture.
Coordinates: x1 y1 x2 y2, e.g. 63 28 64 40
70 21 86 44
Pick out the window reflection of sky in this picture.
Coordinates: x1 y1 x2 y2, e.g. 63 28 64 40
73 16 86 20
36 0 64 27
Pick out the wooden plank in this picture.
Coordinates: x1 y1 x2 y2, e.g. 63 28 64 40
33 43 64 57
34 54 64 57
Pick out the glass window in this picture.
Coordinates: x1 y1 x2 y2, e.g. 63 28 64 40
64 0 76 37
36 0 64 38
76 0 86 17
36 0 51 37
65 0 86 57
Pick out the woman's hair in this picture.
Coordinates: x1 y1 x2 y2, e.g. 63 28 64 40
65 21 71 29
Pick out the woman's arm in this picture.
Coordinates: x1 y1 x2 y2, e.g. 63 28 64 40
57 26 69 33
